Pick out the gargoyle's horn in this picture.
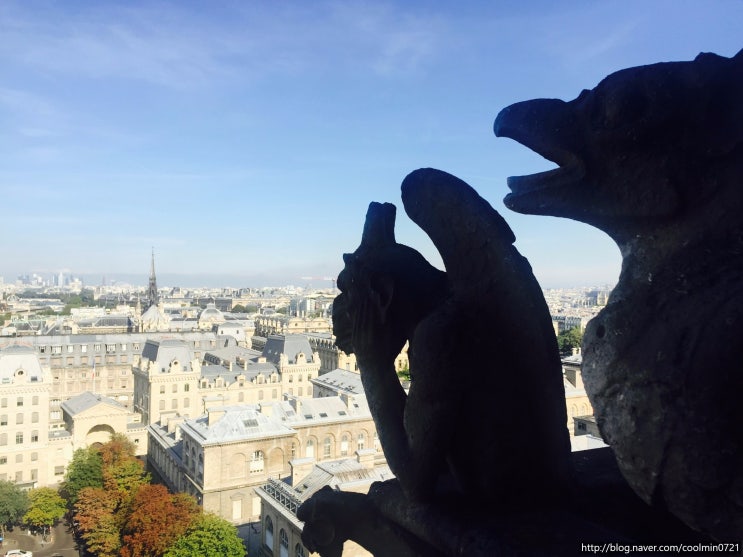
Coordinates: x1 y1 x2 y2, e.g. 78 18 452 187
360 202 397 249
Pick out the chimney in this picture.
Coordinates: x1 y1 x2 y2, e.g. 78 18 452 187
207 407 226 426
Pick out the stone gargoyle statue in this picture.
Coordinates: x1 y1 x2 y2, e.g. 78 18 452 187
494 49 743 541
298 168 573 556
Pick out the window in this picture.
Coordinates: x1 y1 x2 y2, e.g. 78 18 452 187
31 469 37 481
258 390 264 400
358 433 365 450
0 457 6 465
94 344 101 352
160 386 165 394
16 397 23 407
184 398 190 408
0 433 6 446
265 516 274 549
81 345 88 353
51 345 62 354
184 384 190 392
159 400 165 410
305 439 314 458
121 343 127 351
15 454 22 463
280 529 289 557
0 415 6 426
341 435 349 456
0 398 5 408
67 345 74 353
31 430 39 443
250 451 264 474
16 413 22 425
172 384 178 393
32 396 38 405
55 465 65 476
31 452 38 461
323 437 332 459
171 399 177 409
16 432 23 444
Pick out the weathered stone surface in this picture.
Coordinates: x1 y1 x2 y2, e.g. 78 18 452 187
495 49 743 541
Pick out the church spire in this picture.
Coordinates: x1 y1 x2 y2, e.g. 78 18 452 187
147 247 159 309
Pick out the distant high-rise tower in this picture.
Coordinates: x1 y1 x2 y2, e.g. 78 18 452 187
147 248 159 309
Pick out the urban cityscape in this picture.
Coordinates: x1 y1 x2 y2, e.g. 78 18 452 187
0 253 608 556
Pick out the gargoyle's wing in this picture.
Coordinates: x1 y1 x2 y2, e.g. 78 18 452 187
401 167 535 301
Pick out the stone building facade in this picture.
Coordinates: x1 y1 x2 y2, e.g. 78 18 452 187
148 393 380 525
0 345 70 487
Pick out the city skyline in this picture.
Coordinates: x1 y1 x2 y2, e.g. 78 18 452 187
2 1 741 289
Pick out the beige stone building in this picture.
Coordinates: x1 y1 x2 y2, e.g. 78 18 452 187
0 345 72 487
148 393 380 525
255 455 393 557
255 315 332 338
61 391 148 456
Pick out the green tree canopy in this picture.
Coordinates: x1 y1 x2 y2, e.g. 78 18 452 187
23 487 66 531
60 447 103 509
163 514 246 557
0 480 29 532
557 326 584 356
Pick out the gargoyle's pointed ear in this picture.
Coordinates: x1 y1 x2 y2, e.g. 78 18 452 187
361 202 396 249
690 51 743 156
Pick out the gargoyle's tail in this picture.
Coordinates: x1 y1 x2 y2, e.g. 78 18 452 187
401 168 533 299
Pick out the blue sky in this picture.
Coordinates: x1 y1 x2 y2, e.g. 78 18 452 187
2 1 741 288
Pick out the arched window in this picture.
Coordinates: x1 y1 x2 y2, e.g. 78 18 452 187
265 516 274 549
295 543 307 557
340 434 349 456
280 528 289 557
306 439 315 458
239 392 244 402
357 432 365 450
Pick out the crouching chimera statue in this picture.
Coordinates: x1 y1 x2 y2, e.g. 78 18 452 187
298 168 574 556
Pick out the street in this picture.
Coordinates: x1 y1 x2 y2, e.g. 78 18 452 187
0 522 79 557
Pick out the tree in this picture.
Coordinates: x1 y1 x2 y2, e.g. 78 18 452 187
75 487 121 557
61 447 103 509
120 485 201 557
0 480 29 532
99 434 150 496
164 514 246 557
557 326 583 356
23 487 66 534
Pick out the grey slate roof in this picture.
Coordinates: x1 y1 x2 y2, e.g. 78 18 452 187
263 334 315 365
293 457 393 501
141 339 193 372
62 391 125 416
182 405 295 444
312 368 363 395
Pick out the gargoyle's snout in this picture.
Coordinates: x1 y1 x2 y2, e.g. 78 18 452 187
494 98 586 213
494 98 569 142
